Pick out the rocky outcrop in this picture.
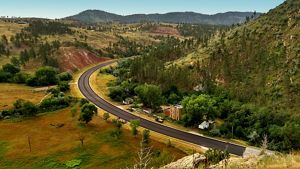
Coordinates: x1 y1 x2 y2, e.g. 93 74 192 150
57 47 109 72
160 153 205 169
209 155 271 169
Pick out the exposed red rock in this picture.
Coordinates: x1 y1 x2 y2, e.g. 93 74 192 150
57 47 109 72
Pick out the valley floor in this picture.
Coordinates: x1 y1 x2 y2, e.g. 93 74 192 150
0 107 186 169
92 65 250 151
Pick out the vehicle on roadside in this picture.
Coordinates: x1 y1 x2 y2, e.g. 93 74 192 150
155 116 164 123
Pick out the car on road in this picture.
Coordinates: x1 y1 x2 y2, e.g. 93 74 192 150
155 117 164 123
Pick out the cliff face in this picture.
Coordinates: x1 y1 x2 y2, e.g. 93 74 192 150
57 47 109 72
161 153 300 169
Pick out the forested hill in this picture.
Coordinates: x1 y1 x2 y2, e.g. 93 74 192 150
66 10 260 25
194 0 300 112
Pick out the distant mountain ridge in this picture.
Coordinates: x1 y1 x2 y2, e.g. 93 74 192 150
66 10 261 25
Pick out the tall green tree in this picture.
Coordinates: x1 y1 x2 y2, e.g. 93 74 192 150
134 84 162 109
34 66 58 86
181 95 217 126
79 103 97 124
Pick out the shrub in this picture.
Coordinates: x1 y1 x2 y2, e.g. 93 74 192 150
204 148 230 165
26 76 38 86
13 99 38 117
48 87 60 96
209 128 221 137
32 66 58 86
58 72 72 81
2 63 20 75
142 129 150 145
12 72 29 83
108 86 125 102
58 81 70 92
39 96 72 112
167 93 181 105
103 112 110 121
65 159 82 168
79 98 89 107
130 120 140 136
0 70 11 82
110 128 122 139
112 119 123 129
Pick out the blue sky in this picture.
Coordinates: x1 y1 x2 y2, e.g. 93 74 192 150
1 0 285 19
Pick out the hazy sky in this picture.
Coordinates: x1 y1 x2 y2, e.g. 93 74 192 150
1 0 285 19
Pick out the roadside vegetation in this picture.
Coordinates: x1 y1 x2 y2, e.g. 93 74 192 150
101 0 300 152
105 53 300 152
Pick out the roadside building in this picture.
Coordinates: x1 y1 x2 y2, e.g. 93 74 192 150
143 108 152 114
122 98 134 105
198 120 214 130
163 105 183 121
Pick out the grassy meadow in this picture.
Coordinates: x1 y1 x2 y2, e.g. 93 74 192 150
0 106 186 169
0 83 47 111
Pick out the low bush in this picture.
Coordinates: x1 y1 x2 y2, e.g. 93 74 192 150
39 95 73 112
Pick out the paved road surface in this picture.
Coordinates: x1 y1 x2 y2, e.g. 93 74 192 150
78 61 247 156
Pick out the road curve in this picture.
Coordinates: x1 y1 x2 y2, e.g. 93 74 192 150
78 61 246 156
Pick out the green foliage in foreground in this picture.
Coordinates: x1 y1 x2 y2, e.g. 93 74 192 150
65 159 82 168
130 120 140 136
204 148 230 166
142 129 150 145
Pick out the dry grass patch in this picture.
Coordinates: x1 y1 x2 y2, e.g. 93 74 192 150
257 153 300 169
0 83 47 111
0 21 26 39
0 56 11 67
93 70 116 102
0 106 186 169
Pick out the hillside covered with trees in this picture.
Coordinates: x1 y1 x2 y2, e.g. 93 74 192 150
104 0 300 152
182 0 300 151
202 0 299 114
67 10 260 25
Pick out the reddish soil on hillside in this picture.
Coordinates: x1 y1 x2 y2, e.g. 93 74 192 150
151 26 180 36
58 47 109 72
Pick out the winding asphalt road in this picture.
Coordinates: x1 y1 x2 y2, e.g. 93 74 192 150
78 61 247 156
